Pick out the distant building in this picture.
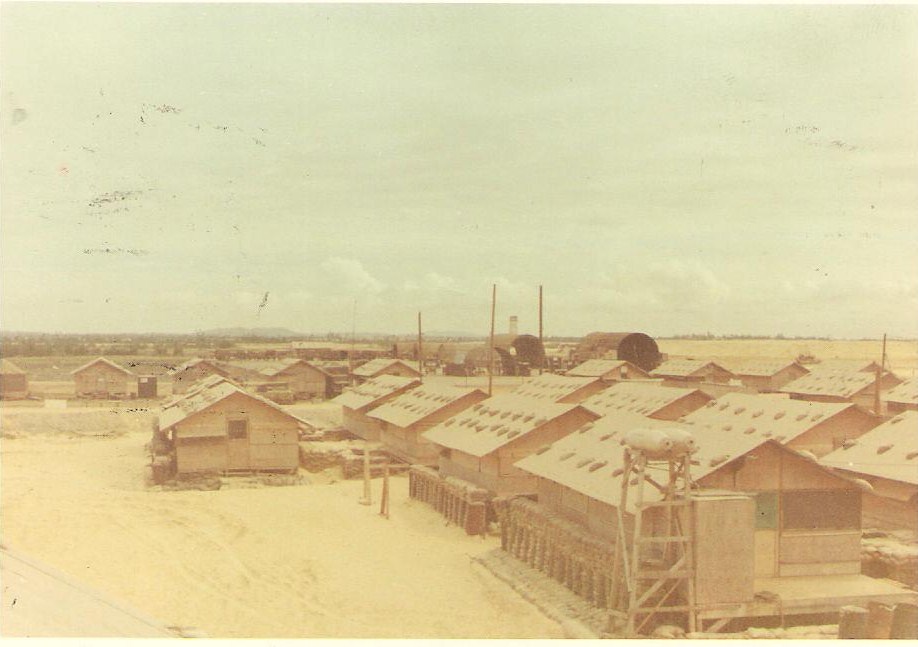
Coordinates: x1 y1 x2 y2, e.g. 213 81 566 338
681 392 882 458
885 377 917 415
171 358 235 395
224 358 334 400
565 359 652 382
0 359 29 400
725 359 810 392
650 359 735 385
580 381 713 421
332 375 421 440
351 358 422 383
779 369 902 412
509 373 610 404
157 376 309 476
423 394 599 495
572 332 661 372
71 357 137 399
368 383 488 465
822 411 918 533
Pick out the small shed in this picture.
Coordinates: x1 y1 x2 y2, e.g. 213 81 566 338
171 358 234 395
572 332 661 371
332 374 421 440
581 381 713 421
681 392 882 458
224 358 332 400
0 359 29 400
779 369 903 411
565 359 652 382
822 410 918 533
885 377 917 415
158 377 310 476
351 358 422 383
651 358 735 385
368 383 488 465
509 373 610 404
725 359 810 392
423 394 599 495
71 357 137 399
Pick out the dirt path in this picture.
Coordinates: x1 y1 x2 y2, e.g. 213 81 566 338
0 426 564 638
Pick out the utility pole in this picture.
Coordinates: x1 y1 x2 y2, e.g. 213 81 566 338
874 333 887 415
488 284 496 397
538 284 544 375
417 311 423 382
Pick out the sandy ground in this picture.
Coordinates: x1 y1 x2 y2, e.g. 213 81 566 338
0 408 565 638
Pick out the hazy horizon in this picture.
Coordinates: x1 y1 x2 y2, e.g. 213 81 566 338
2 4 917 339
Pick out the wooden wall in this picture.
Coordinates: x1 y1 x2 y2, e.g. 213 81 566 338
172 391 299 474
789 406 880 458
342 407 384 441
73 364 136 398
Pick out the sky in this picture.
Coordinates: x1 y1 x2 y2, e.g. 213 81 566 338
1 3 917 338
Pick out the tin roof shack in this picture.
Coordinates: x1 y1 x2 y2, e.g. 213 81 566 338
367 384 488 465
682 392 881 459
822 411 918 533
224 359 333 400
651 359 735 386
158 378 309 476
351 358 422 383
572 332 661 372
171 359 235 395
565 359 652 382
509 415 913 631
423 394 599 495
779 369 903 412
0 359 29 400
509 373 610 404
332 375 421 440
725 359 810 393
71 357 137 399
581 381 713 421
884 378 917 415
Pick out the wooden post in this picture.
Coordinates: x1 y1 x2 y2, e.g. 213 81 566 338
488 283 496 397
538 284 544 375
874 333 887 415
359 442 372 506
417 311 424 382
379 460 390 518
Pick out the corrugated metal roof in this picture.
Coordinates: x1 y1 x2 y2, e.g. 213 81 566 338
651 358 731 378
0 359 25 374
884 378 917 407
565 359 647 379
69 357 135 377
821 411 918 486
367 384 486 428
680 392 858 446
158 377 308 432
332 375 420 411
422 393 597 458
509 373 604 401
515 412 780 512
581 381 711 418
352 358 420 378
779 370 898 399
725 359 808 378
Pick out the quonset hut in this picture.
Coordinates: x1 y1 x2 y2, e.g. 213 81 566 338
572 332 661 372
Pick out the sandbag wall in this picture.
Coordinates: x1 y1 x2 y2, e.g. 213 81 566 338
493 496 619 611
408 466 489 535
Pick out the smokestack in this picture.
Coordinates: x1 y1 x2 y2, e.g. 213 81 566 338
509 315 518 336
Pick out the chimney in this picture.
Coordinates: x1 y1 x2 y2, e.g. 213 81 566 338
509 315 518 336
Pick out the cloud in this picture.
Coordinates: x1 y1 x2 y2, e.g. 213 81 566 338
320 257 385 295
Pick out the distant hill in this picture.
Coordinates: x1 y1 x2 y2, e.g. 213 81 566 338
196 327 303 338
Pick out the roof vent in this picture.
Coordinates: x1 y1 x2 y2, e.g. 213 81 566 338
795 413 808 421
906 451 918 460
744 427 756 435
535 445 551 455
876 444 893 455
752 410 764 418
600 434 614 442
734 407 746 415
577 458 592 468
709 454 729 468
774 412 785 420
506 430 520 439
589 461 608 472
560 452 575 461
722 424 733 432
612 468 624 477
